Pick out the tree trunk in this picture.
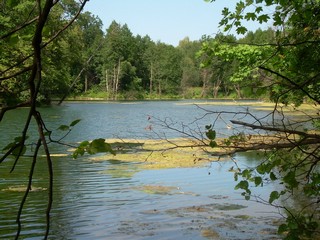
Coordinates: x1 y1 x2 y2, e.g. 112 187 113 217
234 84 242 99
84 73 88 93
105 69 108 93
201 70 208 98
158 80 161 98
213 78 221 98
112 65 116 100
115 59 121 100
150 63 153 95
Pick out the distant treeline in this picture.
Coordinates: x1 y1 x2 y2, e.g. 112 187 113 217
1 1 275 103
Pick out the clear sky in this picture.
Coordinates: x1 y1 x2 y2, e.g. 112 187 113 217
84 0 269 46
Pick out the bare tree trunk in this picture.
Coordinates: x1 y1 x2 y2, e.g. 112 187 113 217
84 73 88 93
115 59 121 100
213 78 221 98
112 65 116 100
201 70 208 98
150 63 153 95
158 80 161 98
234 84 242 99
105 69 108 92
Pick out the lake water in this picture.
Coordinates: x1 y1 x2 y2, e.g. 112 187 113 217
0 100 282 239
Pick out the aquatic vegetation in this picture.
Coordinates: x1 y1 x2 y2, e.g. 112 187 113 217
2 185 47 192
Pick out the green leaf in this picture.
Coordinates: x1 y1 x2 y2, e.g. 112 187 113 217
88 138 116 155
205 124 212 130
236 1 245 13
2 136 28 154
206 129 216 140
221 7 230 16
245 12 256 21
234 172 239 181
236 26 248 34
70 119 81 127
242 169 252 178
278 223 288 234
265 0 273 5
2 142 15 151
73 141 90 159
254 176 262 186
256 164 266 174
12 145 26 156
269 190 280 204
58 125 70 131
235 180 249 190
270 172 277 181
209 140 217 148
257 14 270 24
255 6 263 13
283 171 299 188
44 131 51 136
273 12 282 26
223 24 232 32
81 141 90 146
9 34 19 45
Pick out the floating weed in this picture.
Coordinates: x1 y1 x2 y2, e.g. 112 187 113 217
2 185 47 192
201 227 220 239
234 214 251 220
215 203 247 211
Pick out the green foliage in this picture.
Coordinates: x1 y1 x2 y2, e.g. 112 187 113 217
278 215 319 240
2 136 29 157
205 125 217 148
2 0 282 103
57 119 81 132
73 138 116 159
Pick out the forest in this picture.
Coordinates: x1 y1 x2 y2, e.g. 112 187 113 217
1 0 276 104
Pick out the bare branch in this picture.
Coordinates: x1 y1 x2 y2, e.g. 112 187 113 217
15 139 41 240
0 66 33 82
230 120 320 140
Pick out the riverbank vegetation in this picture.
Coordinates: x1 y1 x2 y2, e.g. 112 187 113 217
196 1 320 239
1 1 278 105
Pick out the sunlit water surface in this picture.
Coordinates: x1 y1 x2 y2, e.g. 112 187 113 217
0 101 282 239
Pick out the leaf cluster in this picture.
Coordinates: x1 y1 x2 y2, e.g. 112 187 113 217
73 138 116 159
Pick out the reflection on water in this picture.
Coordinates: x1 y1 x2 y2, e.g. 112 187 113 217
0 101 282 239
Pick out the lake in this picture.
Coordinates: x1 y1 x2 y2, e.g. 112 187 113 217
0 100 282 239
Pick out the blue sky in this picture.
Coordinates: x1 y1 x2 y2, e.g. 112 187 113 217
84 0 270 46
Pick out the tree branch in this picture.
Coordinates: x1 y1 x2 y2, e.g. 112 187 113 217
259 66 320 104
0 16 38 41
230 120 320 140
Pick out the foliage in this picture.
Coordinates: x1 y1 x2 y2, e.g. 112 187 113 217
199 0 320 239
0 1 116 239
73 138 116 159
1 4 285 103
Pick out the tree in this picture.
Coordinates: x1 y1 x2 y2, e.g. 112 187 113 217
198 0 320 238
178 37 202 98
74 11 104 93
150 42 183 97
102 21 137 99
0 1 114 238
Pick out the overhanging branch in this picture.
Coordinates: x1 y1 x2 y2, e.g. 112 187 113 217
259 66 320 104
230 120 320 140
